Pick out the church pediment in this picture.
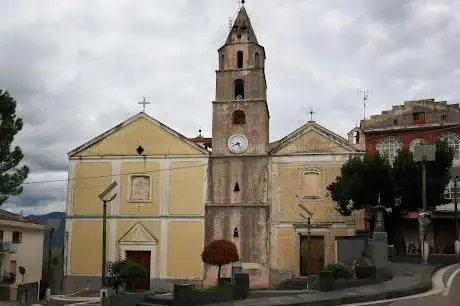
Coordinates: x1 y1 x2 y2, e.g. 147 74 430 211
68 112 209 157
269 122 360 155
119 222 158 244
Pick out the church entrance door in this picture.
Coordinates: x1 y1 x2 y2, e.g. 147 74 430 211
125 250 151 291
299 236 325 276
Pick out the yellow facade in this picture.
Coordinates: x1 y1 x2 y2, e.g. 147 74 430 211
70 220 110 275
65 113 208 291
169 161 205 216
167 221 203 278
270 122 365 282
73 162 112 215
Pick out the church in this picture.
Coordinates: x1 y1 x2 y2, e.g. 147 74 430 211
64 4 364 291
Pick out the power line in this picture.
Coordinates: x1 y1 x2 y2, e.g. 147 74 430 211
17 124 460 186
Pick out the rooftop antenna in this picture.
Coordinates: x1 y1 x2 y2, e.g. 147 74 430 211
228 17 233 30
357 88 372 129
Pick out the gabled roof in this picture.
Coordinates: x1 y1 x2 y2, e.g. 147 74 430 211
269 121 362 155
68 112 209 157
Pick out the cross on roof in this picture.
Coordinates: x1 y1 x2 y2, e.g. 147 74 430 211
138 97 151 113
309 108 316 122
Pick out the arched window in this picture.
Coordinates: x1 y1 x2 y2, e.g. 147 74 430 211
220 54 225 70
302 169 321 198
232 110 246 124
409 138 426 154
234 79 244 100
376 136 402 163
255 52 260 68
237 51 243 68
440 133 460 160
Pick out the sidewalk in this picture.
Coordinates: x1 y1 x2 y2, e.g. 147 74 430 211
207 263 445 306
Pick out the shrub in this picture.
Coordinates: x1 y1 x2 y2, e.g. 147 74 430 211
325 262 353 279
109 259 148 291
201 240 239 284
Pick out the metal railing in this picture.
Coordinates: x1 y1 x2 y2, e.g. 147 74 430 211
0 242 17 254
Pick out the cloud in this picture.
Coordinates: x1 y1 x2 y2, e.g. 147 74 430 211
1 0 460 213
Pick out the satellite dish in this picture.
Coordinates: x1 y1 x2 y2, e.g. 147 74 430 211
236 95 243 100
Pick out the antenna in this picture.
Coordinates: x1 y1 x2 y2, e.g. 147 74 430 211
228 17 233 30
309 108 316 122
357 88 373 129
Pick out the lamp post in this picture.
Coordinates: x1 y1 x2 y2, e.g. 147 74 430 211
98 181 118 288
413 144 436 263
44 219 62 295
449 168 460 254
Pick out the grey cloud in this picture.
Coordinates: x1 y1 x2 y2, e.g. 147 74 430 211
1 0 460 213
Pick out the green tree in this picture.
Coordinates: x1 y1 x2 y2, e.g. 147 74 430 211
0 90 29 205
327 153 393 215
328 139 454 253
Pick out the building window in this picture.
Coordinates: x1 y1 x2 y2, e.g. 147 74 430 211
232 110 246 124
440 133 460 160
220 54 225 70
302 169 321 198
234 79 244 100
10 260 16 274
441 113 447 121
409 138 427 154
12 231 21 244
376 136 402 163
255 52 260 68
237 51 243 68
0 231 3 241
444 179 460 201
412 112 426 125
129 175 151 202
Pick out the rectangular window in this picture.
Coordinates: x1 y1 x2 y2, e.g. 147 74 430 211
12 231 22 244
444 179 460 201
129 175 151 202
0 231 3 241
302 170 321 198
412 112 426 125
9 260 16 274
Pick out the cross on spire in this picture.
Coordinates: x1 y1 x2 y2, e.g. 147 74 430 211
309 108 316 122
138 97 151 113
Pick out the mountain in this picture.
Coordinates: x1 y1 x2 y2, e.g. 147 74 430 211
26 212 66 251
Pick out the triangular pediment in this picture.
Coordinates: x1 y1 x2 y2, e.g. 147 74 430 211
68 112 208 157
119 222 157 244
270 121 361 155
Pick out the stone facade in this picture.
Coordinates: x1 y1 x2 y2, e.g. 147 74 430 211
204 5 365 288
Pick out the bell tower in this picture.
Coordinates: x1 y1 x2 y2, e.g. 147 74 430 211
212 5 269 155
206 4 270 288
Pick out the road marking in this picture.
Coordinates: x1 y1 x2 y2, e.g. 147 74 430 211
342 263 455 306
442 264 460 296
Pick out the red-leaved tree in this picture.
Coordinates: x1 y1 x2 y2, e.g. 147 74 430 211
201 239 239 283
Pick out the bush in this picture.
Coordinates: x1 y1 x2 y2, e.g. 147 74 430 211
201 240 239 284
109 259 148 291
325 262 353 279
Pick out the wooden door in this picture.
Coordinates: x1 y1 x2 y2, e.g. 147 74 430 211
125 251 151 291
299 236 325 276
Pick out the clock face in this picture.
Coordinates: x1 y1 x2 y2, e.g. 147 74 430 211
228 133 249 154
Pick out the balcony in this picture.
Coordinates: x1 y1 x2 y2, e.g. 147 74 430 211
0 242 16 254
412 119 426 125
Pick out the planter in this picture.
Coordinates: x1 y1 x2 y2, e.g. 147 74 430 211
173 284 236 306
233 273 249 299
356 266 376 279
318 271 334 292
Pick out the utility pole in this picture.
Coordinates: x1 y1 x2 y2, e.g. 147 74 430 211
98 181 118 288
307 217 311 278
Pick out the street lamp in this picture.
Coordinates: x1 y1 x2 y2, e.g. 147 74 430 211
98 181 118 288
449 168 460 254
413 144 436 263
45 219 62 293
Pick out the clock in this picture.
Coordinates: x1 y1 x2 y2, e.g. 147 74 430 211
228 133 249 154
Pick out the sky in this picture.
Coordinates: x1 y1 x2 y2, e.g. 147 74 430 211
1 0 460 215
